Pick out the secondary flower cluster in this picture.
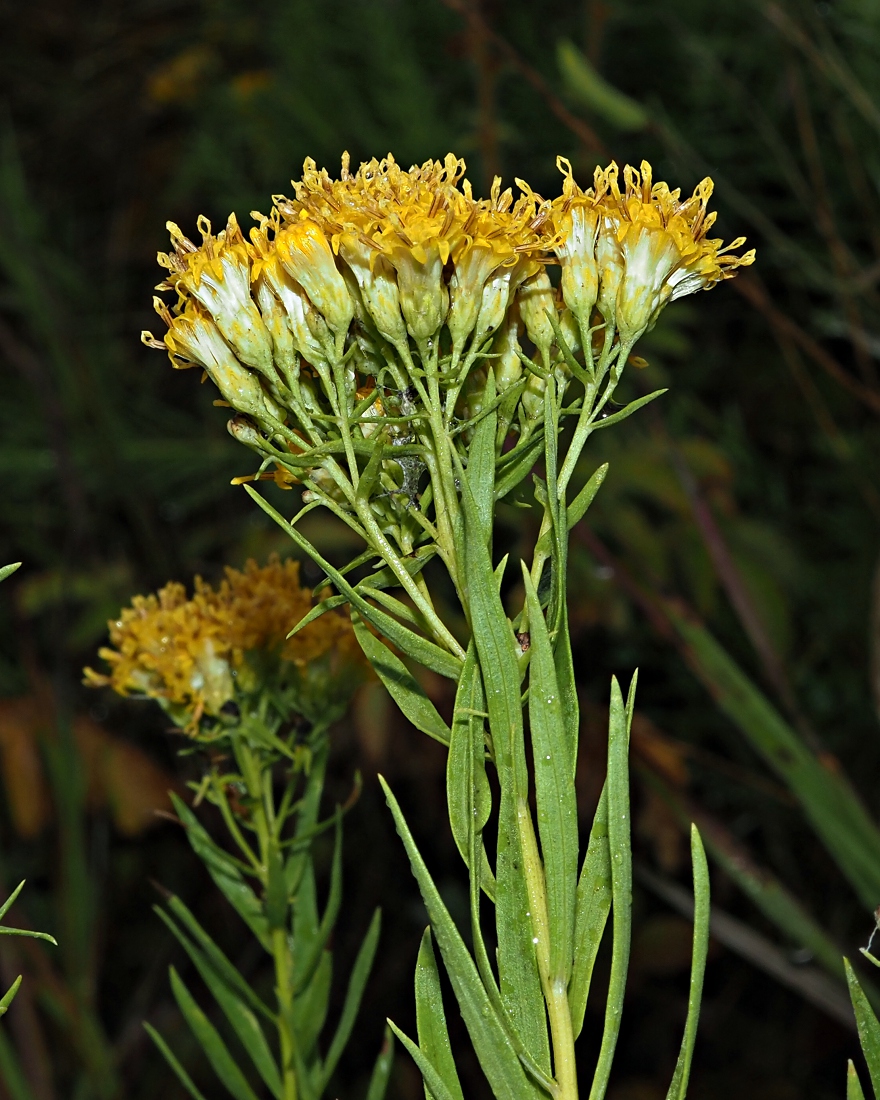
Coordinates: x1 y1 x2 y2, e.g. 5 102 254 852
84 557 366 734
142 153 753 536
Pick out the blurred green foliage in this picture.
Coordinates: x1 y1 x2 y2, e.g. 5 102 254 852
3 0 880 1097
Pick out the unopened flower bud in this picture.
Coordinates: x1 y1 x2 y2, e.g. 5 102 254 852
520 367 546 423
492 307 523 393
276 220 354 342
338 236 409 353
254 278 298 384
227 415 266 451
517 269 557 362
386 244 448 349
447 245 507 356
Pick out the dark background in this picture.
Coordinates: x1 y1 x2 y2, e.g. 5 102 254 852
1 0 880 1097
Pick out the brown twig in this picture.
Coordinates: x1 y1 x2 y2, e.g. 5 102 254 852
439 0 608 156
734 275 880 416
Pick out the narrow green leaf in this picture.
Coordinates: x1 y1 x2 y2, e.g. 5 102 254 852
570 785 611 1039
171 795 270 951
447 643 494 895
380 777 544 1100
293 949 332 1061
665 826 710 1100
848 1060 868 1100
0 563 21 584
353 615 451 745
144 1023 209 1100
169 967 261 1100
458 457 549 1073
287 595 348 638
387 1022 458 1100
589 676 633 1100
357 437 389 502
522 564 579 984
320 908 382 1090
365 1026 395 1100
294 813 343 996
156 912 282 1099
0 882 25 922
0 975 21 1016
245 483 462 680
566 463 609 532
591 389 668 430
165 895 274 1020
494 434 544 501
415 929 465 1100
847 959 880 1099
464 367 497 548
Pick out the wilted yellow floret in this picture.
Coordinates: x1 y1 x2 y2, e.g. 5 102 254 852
84 558 365 730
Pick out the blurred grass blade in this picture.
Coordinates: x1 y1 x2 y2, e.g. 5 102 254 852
668 607 880 908
570 785 611 1039
352 614 451 745
320 908 382 1090
665 826 710 1100
387 1022 458 1100
557 40 649 130
415 928 465 1100
379 777 544 1100
155 911 282 1099
847 959 880 1097
143 1023 209 1100
366 1025 395 1100
589 675 634 1100
169 966 261 1100
522 563 578 983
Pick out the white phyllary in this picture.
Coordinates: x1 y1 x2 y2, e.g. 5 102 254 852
554 201 601 330
337 235 410 354
261 262 332 377
277 220 355 343
253 277 299 386
187 250 277 382
614 224 685 340
165 307 280 424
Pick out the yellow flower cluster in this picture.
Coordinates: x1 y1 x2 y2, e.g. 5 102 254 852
84 558 364 728
141 152 754 521
545 158 755 342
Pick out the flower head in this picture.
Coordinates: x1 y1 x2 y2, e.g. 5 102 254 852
85 558 367 733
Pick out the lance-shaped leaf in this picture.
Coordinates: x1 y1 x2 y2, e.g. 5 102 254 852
353 614 451 745
665 826 710 1100
447 643 494 895
589 675 635 1100
847 959 880 1100
848 1060 868 1100
155 911 282 1099
415 928 465 1100
0 563 21 584
366 1026 395 1100
319 908 382 1091
169 966 261 1100
380 777 544 1100
570 785 611 1039
244 485 463 680
171 794 270 951
463 367 497 549
495 434 545 501
144 1022 209 1100
590 389 668 431
387 1023 459 1100
522 563 579 984
458 457 549 1072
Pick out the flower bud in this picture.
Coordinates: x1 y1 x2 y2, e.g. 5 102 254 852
517 269 557 362
387 244 448 349
338 235 409 352
447 245 507 356
492 306 523 393
259 260 332 376
227 415 267 452
254 277 298 384
520 366 546 424
164 306 280 424
276 220 354 342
